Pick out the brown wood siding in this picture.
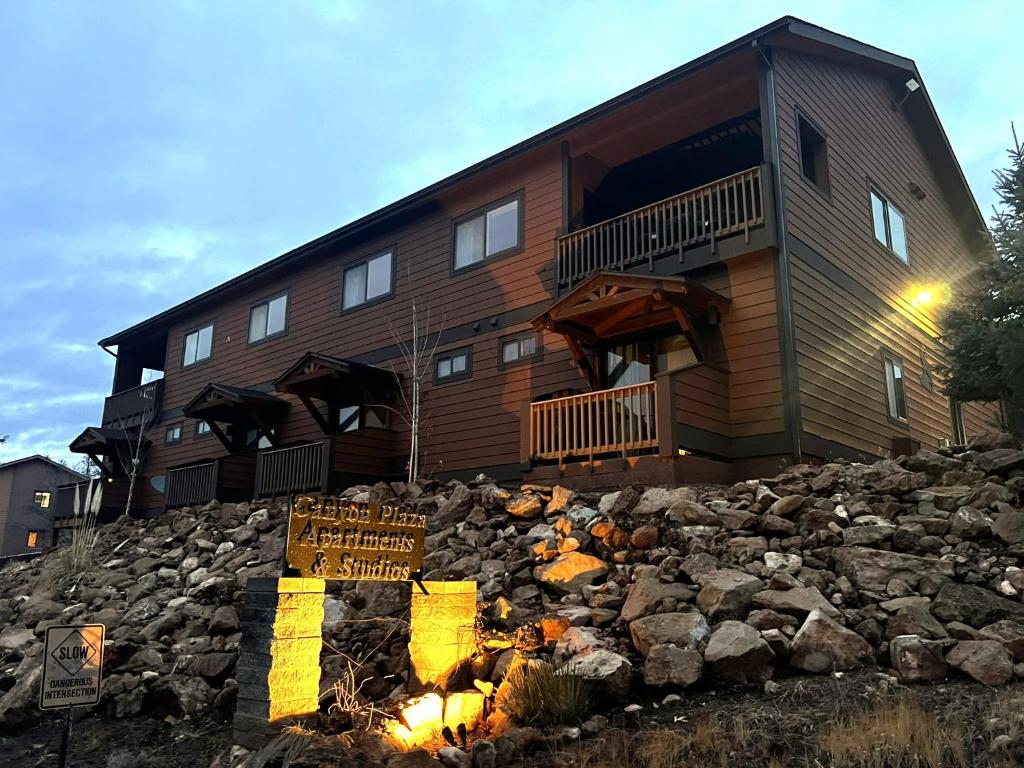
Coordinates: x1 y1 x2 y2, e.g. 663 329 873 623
772 48 1000 456
334 429 398 480
671 364 731 437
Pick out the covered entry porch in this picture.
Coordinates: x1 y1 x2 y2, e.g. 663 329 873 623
523 272 734 482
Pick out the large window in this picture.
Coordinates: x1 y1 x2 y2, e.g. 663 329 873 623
343 249 394 310
435 347 472 383
33 491 51 508
606 334 697 388
882 351 908 422
454 194 521 270
797 111 830 195
182 322 214 367
249 292 289 343
870 188 908 263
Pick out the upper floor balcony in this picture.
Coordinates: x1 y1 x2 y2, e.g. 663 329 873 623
556 164 770 289
101 378 164 430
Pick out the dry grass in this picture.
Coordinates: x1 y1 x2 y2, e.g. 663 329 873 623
503 663 592 727
818 696 968 768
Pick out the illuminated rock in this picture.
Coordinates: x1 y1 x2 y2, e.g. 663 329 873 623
533 553 609 595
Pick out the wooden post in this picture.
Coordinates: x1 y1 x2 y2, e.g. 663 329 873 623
656 373 673 458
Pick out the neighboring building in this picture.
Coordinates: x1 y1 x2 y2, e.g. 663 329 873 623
0 456 86 556
71 17 1001 512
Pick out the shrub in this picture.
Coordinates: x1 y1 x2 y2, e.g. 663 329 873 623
503 661 592 727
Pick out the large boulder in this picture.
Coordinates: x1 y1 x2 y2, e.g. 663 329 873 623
974 448 1024 475
621 578 695 623
889 635 948 682
695 570 763 618
666 500 720 526
533 553 609 595
751 587 840 620
832 547 954 592
562 650 632 697
433 485 475 528
945 640 1013 685
789 610 874 673
703 621 774 684
931 583 1024 628
0 659 41 727
967 431 1018 452
992 512 1024 545
643 644 703 687
629 612 710 657
980 620 1024 661
632 488 695 517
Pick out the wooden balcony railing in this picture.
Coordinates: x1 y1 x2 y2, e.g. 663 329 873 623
102 379 164 430
254 441 326 499
166 461 218 509
557 165 766 288
529 381 658 462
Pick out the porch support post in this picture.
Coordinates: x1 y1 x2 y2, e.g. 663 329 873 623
519 399 533 465
298 394 333 436
655 372 674 458
207 421 233 453
89 454 113 479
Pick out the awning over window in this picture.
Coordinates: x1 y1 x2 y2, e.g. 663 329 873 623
183 384 289 451
275 352 399 435
69 426 145 478
532 271 730 385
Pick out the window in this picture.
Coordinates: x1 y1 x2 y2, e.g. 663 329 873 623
196 420 212 437
499 332 541 366
249 292 289 343
182 322 214 367
882 352 908 422
26 531 40 548
165 424 183 444
797 112 829 194
435 347 472 382
606 334 697 388
870 188 909 263
343 249 394 310
33 491 50 508
338 405 388 432
244 428 274 449
950 400 966 445
453 195 521 270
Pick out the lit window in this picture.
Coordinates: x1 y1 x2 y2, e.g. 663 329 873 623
500 333 540 365
797 112 829 194
33 492 51 508
343 249 394 310
196 420 212 437
436 347 472 381
165 425 183 444
883 352 908 421
454 196 521 270
249 293 289 343
182 322 214 367
27 531 40 548
870 189 909 263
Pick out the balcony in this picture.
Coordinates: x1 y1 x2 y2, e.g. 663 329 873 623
101 379 164 430
254 441 329 499
556 165 767 289
166 461 218 508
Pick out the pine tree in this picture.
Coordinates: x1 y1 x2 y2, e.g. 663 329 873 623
943 127 1024 435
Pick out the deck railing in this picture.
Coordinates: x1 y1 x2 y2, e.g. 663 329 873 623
529 381 658 462
254 442 325 499
557 165 765 288
101 379 164 429
166 461 218 508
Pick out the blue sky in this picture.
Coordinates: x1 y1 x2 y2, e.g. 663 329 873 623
1 1 1020 465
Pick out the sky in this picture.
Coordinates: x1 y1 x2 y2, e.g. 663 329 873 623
0 0 1021 466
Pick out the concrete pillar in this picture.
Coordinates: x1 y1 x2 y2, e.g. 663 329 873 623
233 577 325 749
408 581 477 691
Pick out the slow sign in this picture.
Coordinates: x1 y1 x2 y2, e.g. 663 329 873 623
39 624 105 710
286 494 426 580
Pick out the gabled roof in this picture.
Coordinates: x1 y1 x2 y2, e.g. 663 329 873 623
0 454 88 479
182 383 289 421
99 16 987 349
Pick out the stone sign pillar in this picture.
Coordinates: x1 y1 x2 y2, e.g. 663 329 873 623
233 577 325 749
408 581 477 691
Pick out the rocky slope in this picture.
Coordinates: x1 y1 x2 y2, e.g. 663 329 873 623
2 432 1024 764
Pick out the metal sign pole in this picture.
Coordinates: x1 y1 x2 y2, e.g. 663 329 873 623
59 706 73 768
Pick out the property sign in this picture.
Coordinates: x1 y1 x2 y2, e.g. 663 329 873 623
39 624 105 710
286 495 426 581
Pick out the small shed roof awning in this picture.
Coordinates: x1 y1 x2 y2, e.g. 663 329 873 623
183 384 289 424
275 352 398 401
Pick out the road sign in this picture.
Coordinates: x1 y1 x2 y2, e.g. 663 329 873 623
39 624 105 710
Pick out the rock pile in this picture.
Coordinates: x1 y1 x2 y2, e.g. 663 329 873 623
2 433 1024 762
